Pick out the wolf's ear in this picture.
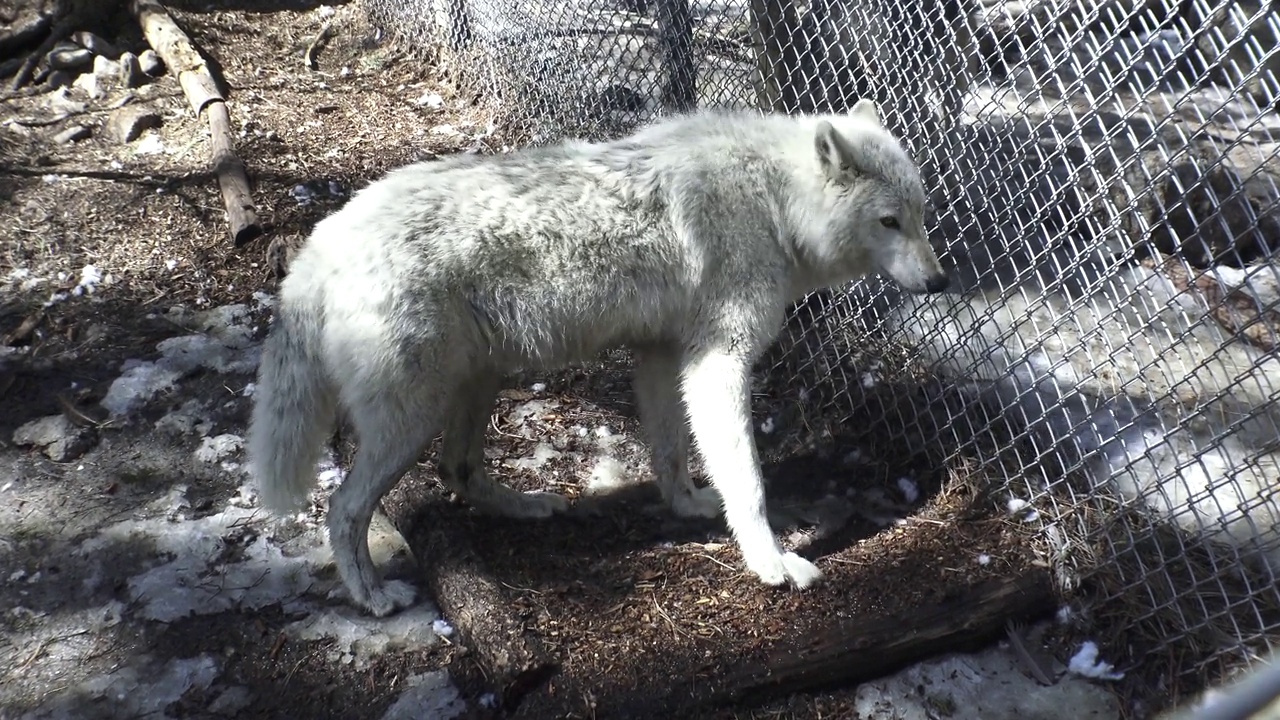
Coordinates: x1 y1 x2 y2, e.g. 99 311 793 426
850 98 882 126
815 120 863 182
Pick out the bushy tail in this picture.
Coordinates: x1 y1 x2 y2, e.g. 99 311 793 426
247 295 337 515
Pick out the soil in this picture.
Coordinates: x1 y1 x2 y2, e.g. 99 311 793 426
0 2 1057 718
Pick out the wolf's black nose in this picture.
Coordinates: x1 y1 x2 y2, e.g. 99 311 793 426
925 273 949 294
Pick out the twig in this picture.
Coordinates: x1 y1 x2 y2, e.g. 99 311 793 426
1004 620 1056 686
692 552 738 573
19 630 91 671
4 309 45 346
9 14 71 91
2 110 85 127
651 591 691 640
304 23 335 71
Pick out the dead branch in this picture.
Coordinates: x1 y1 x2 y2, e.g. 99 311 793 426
4 308 45 346
384 477 559 712
693 570 1057 711
8 12 72 91
128 0 263 247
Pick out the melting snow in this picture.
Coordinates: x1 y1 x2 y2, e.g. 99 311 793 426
896 477 919 504
25 654 221 720
1067 641 1125 680
508 442 561 470
76 502 318 622
286 604 442 670
101 305 263 418
379 671 468 720
195 434 244 466
585 456 630 494
9 299 471 717
431 618 455 638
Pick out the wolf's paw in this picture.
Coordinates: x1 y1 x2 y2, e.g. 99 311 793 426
361 579 418 618
669 485 722 519
504 490 570 519
746 551 823 590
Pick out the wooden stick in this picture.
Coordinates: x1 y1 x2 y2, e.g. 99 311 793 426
695 570 1057 711
383 478 559 712
129 0 263 247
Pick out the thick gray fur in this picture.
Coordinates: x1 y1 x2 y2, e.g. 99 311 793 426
246 99 949 617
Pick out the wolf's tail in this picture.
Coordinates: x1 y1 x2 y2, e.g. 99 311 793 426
247 288 338 515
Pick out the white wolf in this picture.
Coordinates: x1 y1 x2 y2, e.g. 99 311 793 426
246 99 949 617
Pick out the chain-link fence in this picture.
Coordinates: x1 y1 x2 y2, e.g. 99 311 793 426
362 0 1280 710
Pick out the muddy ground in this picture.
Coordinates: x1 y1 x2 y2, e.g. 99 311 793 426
0 2 1127 718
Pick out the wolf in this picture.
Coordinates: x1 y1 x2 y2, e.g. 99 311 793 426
246 99 949 617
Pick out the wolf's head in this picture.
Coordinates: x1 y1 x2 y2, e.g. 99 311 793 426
800 100 949 295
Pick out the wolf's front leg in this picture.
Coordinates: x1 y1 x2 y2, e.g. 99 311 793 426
679 349 822 590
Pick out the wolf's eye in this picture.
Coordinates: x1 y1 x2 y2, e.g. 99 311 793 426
879 216 899 230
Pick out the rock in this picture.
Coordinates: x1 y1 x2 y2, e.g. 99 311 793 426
71 71 101 98
0 57 22 80
13 415 97 462
52 125 91 144
47 45 94 71
92 55 119 89
71 31 120 60
108 106 162 143
46 70 73 89
1125 148 1280 268
139 49 165 77
1194 1 1280 107
118 52 147 88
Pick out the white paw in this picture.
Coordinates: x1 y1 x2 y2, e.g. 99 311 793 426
361 579 418 618
669 485 723 519
746 550 823 590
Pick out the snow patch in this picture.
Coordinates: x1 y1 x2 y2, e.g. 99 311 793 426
25 654 221 720
508 442 561 470
155 399 214 437
585 456 630 494
431 618 455 638
379 671 468 720
195 434 244 465
72 265 105 296
841 448 867 466
102 305 262 418
896 477 919 504
1006 498 1040 523
77 504 319 622
1067 641 1125 680
285 604 442 670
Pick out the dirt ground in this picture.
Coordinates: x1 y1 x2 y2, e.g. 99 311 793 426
0 2 1112 718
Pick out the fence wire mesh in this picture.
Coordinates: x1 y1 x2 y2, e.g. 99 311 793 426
362 0 1280 709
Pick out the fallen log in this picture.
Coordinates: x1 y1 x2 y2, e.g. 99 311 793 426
128 0 263 247
692 569 1057 711
383 477 559 712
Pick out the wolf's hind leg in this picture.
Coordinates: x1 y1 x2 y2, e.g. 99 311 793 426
633 347 722 519
437 371 569 518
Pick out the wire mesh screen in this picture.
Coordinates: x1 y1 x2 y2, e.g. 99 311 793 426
361 0 1280 707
